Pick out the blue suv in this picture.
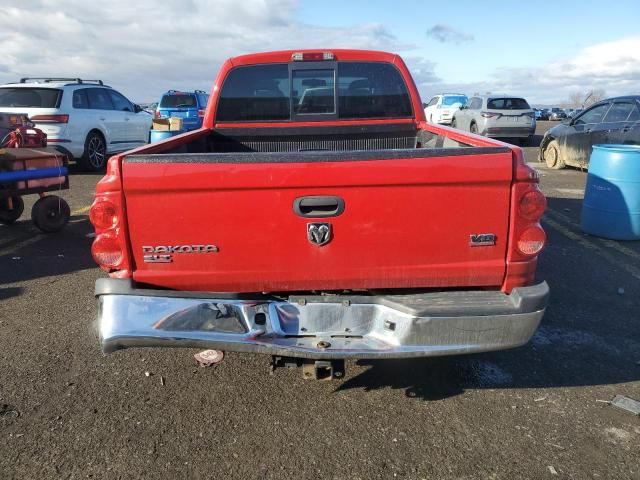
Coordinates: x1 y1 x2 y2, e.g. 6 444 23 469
155 90 209 131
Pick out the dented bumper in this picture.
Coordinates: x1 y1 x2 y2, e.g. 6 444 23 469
96 279 549 359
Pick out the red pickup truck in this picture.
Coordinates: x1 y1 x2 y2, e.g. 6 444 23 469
90 49 548 378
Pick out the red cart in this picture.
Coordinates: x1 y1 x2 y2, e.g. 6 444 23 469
0 112 70 233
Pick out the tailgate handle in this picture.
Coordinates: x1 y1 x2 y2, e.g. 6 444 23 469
294 196 345 218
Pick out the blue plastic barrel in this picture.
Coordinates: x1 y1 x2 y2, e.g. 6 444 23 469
149 130 182 143
581 144 640 240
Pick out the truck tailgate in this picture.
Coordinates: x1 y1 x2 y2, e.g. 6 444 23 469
122 148 514 292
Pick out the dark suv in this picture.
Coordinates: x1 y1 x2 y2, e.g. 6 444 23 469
540 95 640 169
155 90 209 131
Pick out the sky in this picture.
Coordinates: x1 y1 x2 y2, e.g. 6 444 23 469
0 0 638 105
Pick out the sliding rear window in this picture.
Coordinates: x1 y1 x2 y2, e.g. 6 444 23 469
0 88 63 108
487 98 530 110
216 62 413 122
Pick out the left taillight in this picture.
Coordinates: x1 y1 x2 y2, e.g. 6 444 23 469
90 157 128 272
91 232 124 269
30 114 69 124
89 200 118 230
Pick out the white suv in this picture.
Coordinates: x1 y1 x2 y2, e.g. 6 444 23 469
0 78 152 171
423 93 468 125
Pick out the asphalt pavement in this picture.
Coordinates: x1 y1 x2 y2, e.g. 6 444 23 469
1 122 639 479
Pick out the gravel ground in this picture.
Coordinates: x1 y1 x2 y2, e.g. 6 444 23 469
1 121 639 479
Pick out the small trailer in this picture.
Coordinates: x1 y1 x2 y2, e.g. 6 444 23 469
0 147 70 232
0 112 71 233
0 112 70 233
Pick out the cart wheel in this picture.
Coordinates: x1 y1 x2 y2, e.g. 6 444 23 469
31 195 70 233
0 196 24 225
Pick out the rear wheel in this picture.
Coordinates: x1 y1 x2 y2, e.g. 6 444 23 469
79 131 107 172
544 140 565 169
0 196 24 224
31 195 70 233
451 118 457 129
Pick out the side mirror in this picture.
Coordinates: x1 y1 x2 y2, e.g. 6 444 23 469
134 104 143 113
422 103 428 109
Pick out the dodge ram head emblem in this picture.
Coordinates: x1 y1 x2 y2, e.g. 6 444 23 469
307 223 332 246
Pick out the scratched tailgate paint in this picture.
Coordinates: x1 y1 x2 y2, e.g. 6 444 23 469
122 150 513 292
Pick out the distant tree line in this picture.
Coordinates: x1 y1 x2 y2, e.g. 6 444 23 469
562 89 607 108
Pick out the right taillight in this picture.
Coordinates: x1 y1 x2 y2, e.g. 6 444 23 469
519 189 547 220
517 226 546 256
511 179 547 261
513 184 546 259
92 233 124 269
503 158 547 292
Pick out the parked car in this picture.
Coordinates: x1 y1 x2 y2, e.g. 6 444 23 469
534 109 544 120
423 93 468 125
548 108 567 121
0 78 151 171
155 90 209 131
90 49 548 379
533 108 549 121
540 95 640 169
451 95 536 143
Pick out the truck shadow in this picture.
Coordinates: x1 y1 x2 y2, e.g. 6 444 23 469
0 216 96 286
338 195 640 400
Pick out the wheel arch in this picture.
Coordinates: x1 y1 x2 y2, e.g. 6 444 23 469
540 134 555 152
83 128 107 156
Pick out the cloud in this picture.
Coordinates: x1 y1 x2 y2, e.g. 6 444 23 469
0 0 409 101
419 36 640 104
403 57 440 88
426 24 473 44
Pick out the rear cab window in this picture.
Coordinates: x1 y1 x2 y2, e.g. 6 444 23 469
0 88 62 108
216 62 413 122
487 98 530 110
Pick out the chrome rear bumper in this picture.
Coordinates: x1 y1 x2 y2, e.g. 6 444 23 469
96 280 549 359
